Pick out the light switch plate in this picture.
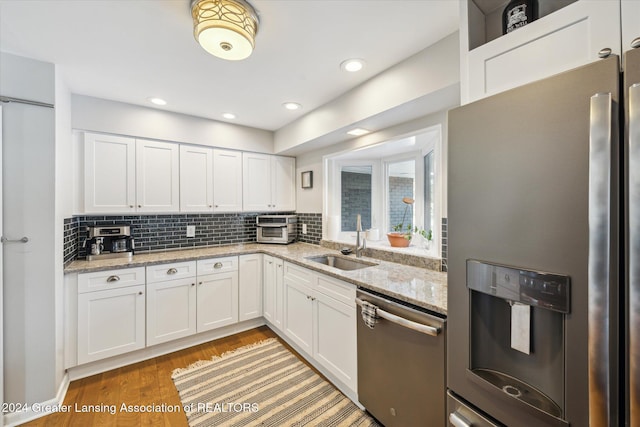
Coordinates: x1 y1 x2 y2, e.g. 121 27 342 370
186 225 196 237
302 224 307 234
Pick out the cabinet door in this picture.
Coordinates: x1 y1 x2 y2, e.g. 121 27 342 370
77 284 145 364
283 277 313 356
180 145 213 212
263 255 276 324
622 0 640 54
84 132 136 213
243 152 272 211
273 257 284 330
464 1 620 103
271 156 296 211
239 254 262 321
146 278 197 346
213 149 243 212
136 139 180 212
314 291 357 392
197 271 239 332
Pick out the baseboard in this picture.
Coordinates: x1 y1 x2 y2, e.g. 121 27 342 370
3 373 70 427
68 318 265 381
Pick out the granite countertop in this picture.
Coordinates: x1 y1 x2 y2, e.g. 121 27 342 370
65 242 448 315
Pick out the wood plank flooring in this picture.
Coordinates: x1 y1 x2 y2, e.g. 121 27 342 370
22 326 296 427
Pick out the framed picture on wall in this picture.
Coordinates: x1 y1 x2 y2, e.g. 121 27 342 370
301 171 313 189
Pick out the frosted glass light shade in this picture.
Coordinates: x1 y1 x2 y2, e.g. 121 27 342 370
192 0 258 61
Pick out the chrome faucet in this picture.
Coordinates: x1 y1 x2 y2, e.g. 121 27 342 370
355 214 366 258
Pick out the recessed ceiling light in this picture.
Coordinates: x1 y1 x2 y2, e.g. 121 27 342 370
347 128 371 136
148 97 167 106
222 112 236 119
283 102 302 111
340 58 365 72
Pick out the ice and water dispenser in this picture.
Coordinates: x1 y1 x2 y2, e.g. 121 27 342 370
466 260 571 419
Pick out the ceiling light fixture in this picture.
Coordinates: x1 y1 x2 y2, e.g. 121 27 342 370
222 112 236 119
283 102 302 111
191 0 259 61
340 58 366 72
148 97 167 106
347 128 371 136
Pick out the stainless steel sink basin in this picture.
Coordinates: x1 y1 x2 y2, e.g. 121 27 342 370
306 255 377 271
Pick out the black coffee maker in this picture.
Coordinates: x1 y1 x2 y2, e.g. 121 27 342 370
85 225 135 261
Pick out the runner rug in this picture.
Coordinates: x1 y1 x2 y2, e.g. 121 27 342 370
172 338 379 427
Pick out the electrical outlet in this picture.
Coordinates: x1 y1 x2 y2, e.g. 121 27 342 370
186 225 196 237
302 224 307 234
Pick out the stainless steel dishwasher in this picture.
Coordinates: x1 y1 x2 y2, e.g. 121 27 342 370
356 288 446 427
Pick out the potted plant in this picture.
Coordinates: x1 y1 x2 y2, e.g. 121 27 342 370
387 197 414 247
387 197 433 248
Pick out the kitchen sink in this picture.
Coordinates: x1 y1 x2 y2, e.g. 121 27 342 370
306 255 377 271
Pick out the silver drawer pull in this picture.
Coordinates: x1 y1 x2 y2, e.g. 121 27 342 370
106 275 120 283
1 236 28 243
449 412 472 427
167 268 178 275
213 262 223 269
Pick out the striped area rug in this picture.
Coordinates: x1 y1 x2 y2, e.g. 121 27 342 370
172 338 379 427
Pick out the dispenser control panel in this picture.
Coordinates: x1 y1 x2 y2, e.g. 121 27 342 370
467 259 570 313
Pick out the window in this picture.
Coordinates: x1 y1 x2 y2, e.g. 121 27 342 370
325 124 442 256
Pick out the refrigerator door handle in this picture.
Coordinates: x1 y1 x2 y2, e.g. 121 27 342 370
629 82 640 427
588 92 613 427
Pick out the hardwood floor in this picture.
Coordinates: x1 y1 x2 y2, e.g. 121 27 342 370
23 326 288 427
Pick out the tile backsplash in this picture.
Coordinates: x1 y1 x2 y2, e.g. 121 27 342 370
65 212 293 263
296 213 322 245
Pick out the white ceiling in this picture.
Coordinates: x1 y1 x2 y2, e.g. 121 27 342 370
0 0 459 132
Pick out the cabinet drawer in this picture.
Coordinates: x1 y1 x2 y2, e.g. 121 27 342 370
197 256 238 274
316 274 356 307
283 262 312 286
146 261 196 283
78 267 145 293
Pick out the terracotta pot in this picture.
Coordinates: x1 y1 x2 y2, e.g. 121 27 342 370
387 232 410 247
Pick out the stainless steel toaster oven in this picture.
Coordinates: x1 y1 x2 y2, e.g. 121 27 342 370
256 215 297 244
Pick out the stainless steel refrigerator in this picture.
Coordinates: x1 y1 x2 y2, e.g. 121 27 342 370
447 48 639 426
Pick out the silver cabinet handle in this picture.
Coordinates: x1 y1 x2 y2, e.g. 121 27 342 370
129 205 134 208
598 47 612 58
355 297 441 337
214 262 223 269
138 205 142 208
632 37 640 49
449 412 472 427
191 283 195 287
106 275 120 282
1 236 28 243
588 92 614 426
629 82 640 427
138 291 143 296
167 268 178 275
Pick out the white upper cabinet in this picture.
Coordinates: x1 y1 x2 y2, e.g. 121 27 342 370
243 153 295 212
180 145 213 212
136 139 180 212
460 0 621 103
272 156 296 211
213 149 243 212
84 132 136 213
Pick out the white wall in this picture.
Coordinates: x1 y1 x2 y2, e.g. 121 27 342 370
0 52 57 408
72 95 274 153
275 32 460 154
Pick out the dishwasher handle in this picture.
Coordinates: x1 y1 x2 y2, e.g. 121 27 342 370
355 297 441 337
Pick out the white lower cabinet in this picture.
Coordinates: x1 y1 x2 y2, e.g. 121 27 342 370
283 276 314 355
239 254 263 321
77 267 146 364
146 277 197 346
197 256 239 332
282 262 357 393
263 255 284 330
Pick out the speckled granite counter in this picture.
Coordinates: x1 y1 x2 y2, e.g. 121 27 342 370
64 242 448 315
